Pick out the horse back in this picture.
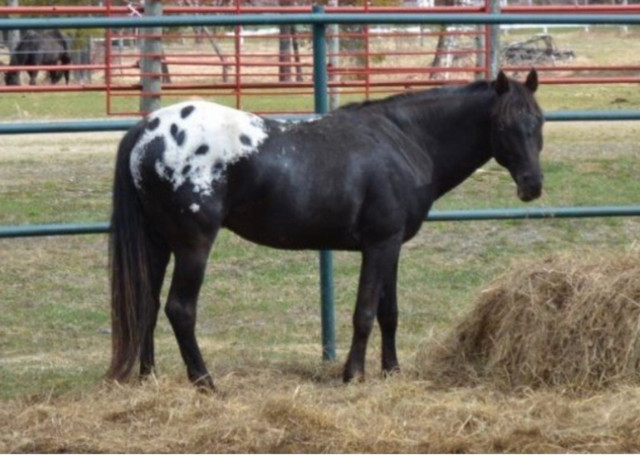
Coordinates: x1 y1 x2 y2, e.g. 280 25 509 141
224 110 436 249
43 29 72 63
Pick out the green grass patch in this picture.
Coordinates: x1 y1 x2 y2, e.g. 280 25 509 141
0 92 111 120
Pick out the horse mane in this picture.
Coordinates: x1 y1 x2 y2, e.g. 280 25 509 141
337 80 492 112
337 77 542 129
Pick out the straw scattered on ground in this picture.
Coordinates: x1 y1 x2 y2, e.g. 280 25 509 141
4 370 640 453
5 249 640 452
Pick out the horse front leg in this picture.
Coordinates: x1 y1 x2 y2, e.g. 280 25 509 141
28 70 37 85
165 240 215 391
377 258 400 376
343 235 402 383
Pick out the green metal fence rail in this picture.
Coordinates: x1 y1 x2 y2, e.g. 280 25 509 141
2 12 640 30
3 206 640 239
3 110 640 136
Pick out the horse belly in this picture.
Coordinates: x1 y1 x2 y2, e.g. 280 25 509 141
224 166 363 250
224 194 364 250
223 160 414 251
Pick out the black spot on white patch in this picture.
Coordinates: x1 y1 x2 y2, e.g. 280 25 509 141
212 161 224 173
195 144 209 155
170 123 186 146
177 131 186 146
144 135 166 157
146 117 160 131
239 134 252 147
182 164 191 175
180 105 195 119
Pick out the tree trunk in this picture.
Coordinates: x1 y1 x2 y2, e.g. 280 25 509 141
278 25 293 82
7 0 20 52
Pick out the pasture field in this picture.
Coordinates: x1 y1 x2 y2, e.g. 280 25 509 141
1 27 640 452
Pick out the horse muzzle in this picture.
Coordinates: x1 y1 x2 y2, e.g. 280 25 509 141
516 173 543 202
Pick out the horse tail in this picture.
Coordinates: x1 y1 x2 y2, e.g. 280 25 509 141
53 29 72 64
9 35 29 65
106 121 155 383
5 39 25 85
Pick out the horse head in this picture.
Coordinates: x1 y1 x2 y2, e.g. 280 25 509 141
490 69 544 202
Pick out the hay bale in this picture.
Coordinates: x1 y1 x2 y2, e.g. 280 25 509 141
420 250 640 391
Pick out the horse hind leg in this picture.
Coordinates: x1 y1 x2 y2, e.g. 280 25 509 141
139 234 170 379
165 233 217 390
61 53 72 84
49 70 61 85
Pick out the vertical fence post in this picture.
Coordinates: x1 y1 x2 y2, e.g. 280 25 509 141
139 0 163 113
7 0 19 56
312 4 336 362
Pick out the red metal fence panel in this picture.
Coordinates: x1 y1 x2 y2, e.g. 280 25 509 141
1 1 640 115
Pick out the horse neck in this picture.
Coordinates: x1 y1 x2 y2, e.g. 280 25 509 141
386 89 496 198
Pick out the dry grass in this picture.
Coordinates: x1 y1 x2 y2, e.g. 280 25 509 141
4 367 640 452
421 248 640 393
5 250 640 452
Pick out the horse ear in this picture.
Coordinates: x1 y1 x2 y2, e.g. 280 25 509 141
525 68 539 93
494 70 510 95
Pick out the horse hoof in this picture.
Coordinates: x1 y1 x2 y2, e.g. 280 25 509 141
138 371 159 385
382 366 401 379
342 366 365 384
193 373 216 393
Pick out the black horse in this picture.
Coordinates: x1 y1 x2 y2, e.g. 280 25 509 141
4 30 72 86
107 69 544 390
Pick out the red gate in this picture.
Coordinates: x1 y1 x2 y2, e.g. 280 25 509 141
1 1 640 115
104 0 491 115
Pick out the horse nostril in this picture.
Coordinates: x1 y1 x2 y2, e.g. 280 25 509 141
517 173 543 202
518 186 542 202
519 172 542 188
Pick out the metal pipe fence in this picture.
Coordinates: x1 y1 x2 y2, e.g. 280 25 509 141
2 9 639 359
4 13 640 30
2 4 640 16
3 206 640 239
2 8 640 109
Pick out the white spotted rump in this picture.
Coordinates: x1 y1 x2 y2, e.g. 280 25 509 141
130 100 269 196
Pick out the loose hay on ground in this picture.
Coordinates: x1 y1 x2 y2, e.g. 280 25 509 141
5 374 640 453
6 251 640 452
419 249 640 391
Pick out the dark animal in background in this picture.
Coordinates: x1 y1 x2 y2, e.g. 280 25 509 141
107 69 544 390
4 29 72 86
